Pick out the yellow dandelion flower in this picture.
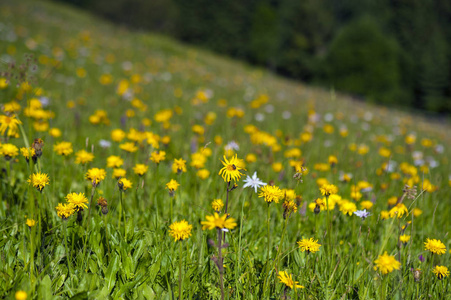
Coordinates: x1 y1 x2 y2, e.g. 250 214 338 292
20 147 35 161
360 200 373 210
85 168 106 186
388 203 408 218
26 219 36 227
27 172 50 192
328 155 338 166
400 235 410 244
53 141 73 156
172 158 187 174
119 142 138 153
211 199 224 212
150 150 166 164
112 168 126 179
197 169 210 179
107 155 123 168
374 252 401 274
1 143 19 159
201 213 237 230
74 150 94 165
433 266 449 280
258 185 284 204
133 164 148 176
48 127 61 138
15 290 28 300
118 178 132 191
297 238 321 254
56 203 75 219
424 238 447 255
65 192 88 211
278 271 304 289
340 200 357 216
320 184 338 196
166 179 180 192
169 220 193 242
111 129 126 142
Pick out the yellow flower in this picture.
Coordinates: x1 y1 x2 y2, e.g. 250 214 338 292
399 235 410 244
413 208 422 217
433 266 449 280
65 192 88 211
107 155 123 168
1 143 19 159
15 290 28 300
272 162 283 172
190 152 207 169
320 184 338 196
211 199 224 212
380 210 390 220
3 100 21 113
340 200 357 216
278 271 304 289
150 151 166 164
374 252 401 274
112 168 126 179
297 238 321 254
26 219 36 227
74 150 94 165
388 203 408 218
118 178 132 191
0 115 21 137
328 155 338 166
201 213 237 230
133 164 148 176
53 141 73 156
20 147 35 161
169 220 193 242
218 155 245 183
166 179 180 191
424 238 447 255
27 172 50 192
258 185 284 204
245 153 257 163
172 158 187 174
197 169 210 179
387 196 398 206
154 109 173 123
191 124 205 135
56 203 75 219
49 127 62 138
360 200 373 210
119 142 138 153
111 129 126 142
85 168 106 186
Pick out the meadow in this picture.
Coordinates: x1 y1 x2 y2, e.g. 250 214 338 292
0 0 450 299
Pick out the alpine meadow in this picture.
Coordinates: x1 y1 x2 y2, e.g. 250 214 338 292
0 1 450 299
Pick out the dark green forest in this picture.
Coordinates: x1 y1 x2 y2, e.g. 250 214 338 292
54 0 451 114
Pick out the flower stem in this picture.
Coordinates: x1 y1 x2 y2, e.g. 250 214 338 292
178 241 183 300
275 218 288 273
63 221 73 275
217 229 225 300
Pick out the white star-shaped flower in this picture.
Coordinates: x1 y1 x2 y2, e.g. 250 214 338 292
243 171 267 193
354 209 371 220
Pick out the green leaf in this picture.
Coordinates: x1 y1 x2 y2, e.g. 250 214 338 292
38 275 53 300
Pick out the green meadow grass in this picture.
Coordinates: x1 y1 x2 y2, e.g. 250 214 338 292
1 0 450 299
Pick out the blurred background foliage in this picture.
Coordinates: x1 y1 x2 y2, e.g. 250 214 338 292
53 0 451 114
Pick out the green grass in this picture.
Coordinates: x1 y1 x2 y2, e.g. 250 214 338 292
0 0 450 299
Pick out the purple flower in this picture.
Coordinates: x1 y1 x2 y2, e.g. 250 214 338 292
419 255 425 262
354 209 371 220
